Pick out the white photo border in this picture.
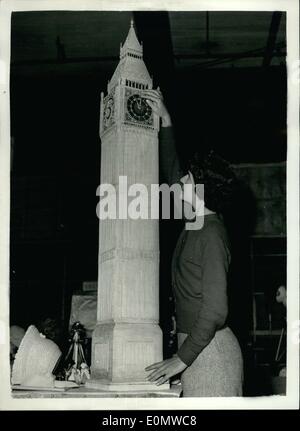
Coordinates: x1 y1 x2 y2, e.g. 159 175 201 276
0 0 298 410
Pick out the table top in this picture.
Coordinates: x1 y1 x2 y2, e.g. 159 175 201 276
11 384 182 398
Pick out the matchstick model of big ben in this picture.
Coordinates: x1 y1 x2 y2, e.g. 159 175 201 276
87 20 169 392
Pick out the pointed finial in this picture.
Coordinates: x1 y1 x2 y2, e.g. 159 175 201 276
121 17 142 55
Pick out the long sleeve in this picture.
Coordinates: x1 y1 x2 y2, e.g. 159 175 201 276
176 225 230 366
159 126 183 186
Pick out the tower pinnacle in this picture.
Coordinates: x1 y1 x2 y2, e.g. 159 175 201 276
120 20 142 58
108 20 152 92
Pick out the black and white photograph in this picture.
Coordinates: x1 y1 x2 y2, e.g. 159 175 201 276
0 0 299 411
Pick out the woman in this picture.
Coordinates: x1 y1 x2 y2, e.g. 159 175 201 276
144 89 243 397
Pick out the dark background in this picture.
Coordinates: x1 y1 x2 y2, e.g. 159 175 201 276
9 11 287 395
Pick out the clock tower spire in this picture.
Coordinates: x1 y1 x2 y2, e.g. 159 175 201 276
107 19 152 94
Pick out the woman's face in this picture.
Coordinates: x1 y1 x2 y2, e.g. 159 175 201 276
179 171 196 207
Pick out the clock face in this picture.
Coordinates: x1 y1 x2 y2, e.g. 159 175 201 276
127 94 152 122
102 94 115 131
104 97 114 121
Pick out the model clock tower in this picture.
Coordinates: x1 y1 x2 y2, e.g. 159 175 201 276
87 21 169 391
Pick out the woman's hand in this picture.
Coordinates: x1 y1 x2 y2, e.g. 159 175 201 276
143 88 172 127
145 355 187 386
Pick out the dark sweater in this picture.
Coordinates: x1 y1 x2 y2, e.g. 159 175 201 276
160 126 231 366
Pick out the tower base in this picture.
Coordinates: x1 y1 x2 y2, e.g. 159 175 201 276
90 322 167 390
86 379 170 392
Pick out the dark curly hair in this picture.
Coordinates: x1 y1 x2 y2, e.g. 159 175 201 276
188 150 238 214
